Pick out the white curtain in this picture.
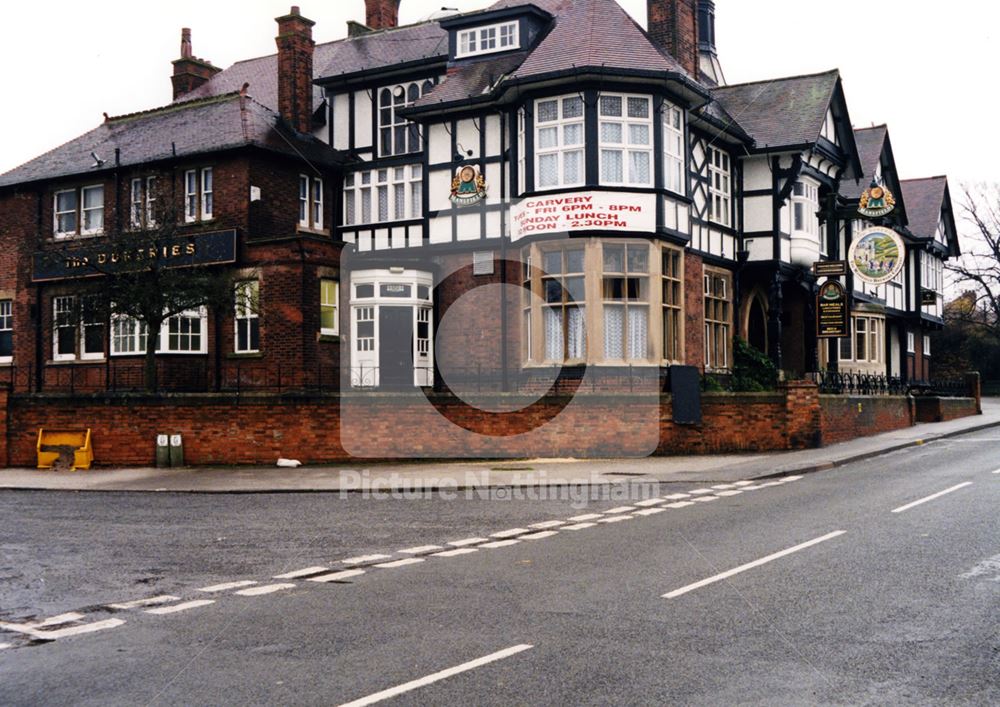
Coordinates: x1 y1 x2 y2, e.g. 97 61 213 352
628 307 648 359
604 306 624 359
567 307 586 359
544 308 563 360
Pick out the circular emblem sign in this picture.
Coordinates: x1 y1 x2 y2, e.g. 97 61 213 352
848 226 905 285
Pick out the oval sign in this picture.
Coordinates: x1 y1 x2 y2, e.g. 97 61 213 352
848 226 905 286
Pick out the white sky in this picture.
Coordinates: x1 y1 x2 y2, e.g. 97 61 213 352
1 0 998 188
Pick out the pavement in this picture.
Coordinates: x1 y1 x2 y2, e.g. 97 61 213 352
2 398 998 494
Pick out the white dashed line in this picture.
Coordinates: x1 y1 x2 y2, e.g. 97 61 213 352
693 496 719 503
398 546 443 555
479 539 521 549
666 501 695 508
273 567 329 580
605 506 637 514
336 644 533 707
689 488 715 495
448 538 488 547
715 490 743 497
528 520 566 529
663 530 847 599
891 482 974 514
432 548 479 558
563 522 597 530
740 484 766 490
568 513 604 522
634 498 667 507
633 508 666 516
198 580 258 593
374 558 426 569
734 480 755 487
0 643 11 650
711 484 737 490
520 530 559 540
991 468 1000 475
13 618 125 639
34 613 85 628
342 554 393 566
663 493 691 500
785 475 804 481
234 583 297 597
146 600 215 615
598 515 633 524
309 569 365 583
490 528 530 539
108 595 181 610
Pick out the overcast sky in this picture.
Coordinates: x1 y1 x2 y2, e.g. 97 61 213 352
1 0 997 190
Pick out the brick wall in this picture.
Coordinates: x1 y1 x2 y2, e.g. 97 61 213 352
647 0 699 77
684 252 705 371
914 396 978 424
819 395 914 446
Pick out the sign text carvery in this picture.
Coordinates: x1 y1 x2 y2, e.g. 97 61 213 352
510 192 656 241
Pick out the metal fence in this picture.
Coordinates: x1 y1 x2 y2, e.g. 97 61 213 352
808 370 972 398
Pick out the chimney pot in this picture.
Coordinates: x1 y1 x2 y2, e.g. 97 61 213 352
172 27 220 100
275 7 316 133
646 0 699 78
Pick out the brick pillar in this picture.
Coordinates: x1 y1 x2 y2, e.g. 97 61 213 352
276 6 316 135
966 371 982 414
171 28 221 100
781 380 821 449
647 0 699 77
0 384 9 468
365 0 402 30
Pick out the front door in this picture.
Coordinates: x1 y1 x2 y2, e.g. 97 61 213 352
379 306 414 387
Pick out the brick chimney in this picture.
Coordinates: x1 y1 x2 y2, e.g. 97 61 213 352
365 0 402 30
171 28 221 100
275 6 316 134
647 0 699 78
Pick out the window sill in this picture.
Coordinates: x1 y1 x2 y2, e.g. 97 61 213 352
51 232 105 242
318 333 340 343
227 352 263 360
47 358 106 365
297 225 330 237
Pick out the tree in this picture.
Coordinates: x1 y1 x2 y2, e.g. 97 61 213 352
947 183 1000 343
48 207 238 393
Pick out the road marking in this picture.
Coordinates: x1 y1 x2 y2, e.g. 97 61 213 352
337 644 533 707
711 484 737 490
598 515 633 524
274 567 329 580
992 468 1000 475
146 600 215 615
666 501 695 508
35 613 85 628
693 496 719 502
479 539 521 549
198 580 258 593
688 488 714 495
490 528 530 539
567 513 603 522
15 618 125 639
234 583 297 597
0 643 11 650
528 520 566 529
398 546 443 555
663 530 847 599
716 490 743 497
448 538 488 547
891 482 974 514
374 558 425 569
309 569 365 583
342 554 393 566
432 548 479 558
734 481 755 487
108 595 180 610
521 530 558 540
634 498 667 507
563 522 597 530
633 508 666 516
663 493 691 500
785 475 804 481
740 484 766 490
605 506 636 514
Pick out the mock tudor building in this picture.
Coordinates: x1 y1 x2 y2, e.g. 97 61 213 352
0 0 959 398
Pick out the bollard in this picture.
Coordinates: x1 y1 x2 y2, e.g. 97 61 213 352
169 434 185 467
155 434 170 468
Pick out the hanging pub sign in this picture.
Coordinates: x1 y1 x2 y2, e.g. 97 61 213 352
813 260 848 277
450 165 487 206
816 280 849 338
858 179 896 218
848 226 906 286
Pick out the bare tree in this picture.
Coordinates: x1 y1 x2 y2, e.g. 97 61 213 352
946 183 1000 342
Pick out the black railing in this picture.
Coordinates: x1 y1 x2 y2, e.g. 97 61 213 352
808 371 973 398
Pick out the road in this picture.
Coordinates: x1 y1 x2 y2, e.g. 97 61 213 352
2 428 1000 705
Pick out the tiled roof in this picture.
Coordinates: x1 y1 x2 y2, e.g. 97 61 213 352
712 70 840 149
841 125 887 200
901 176 948 239
0 93 340 188
508 0 691 82
411 52 531 110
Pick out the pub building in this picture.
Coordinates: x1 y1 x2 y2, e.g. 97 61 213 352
0 0 959 398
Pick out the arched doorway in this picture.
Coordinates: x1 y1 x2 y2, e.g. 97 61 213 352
747 294 767 354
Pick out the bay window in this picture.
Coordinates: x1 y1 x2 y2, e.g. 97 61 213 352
839 314 883 365
662 246 684 363
542 247 587 361
599 94 652 187
792 180 820 239
344 165 421 225
602 243 649 361
662 101 685 194
535 95 584 190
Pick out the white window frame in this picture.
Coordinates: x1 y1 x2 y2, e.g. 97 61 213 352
130 176 157 230
708 147 731 227
703 268 732 371
456 21 520 58
299 175 324 230
234 281 260 354
111 315 148 355
907 331 915 354
378 81 432 157
79 295 105 361
598 94 653 188
320 279 339 336
517 107 527 196
534 95 585 191
53 296 77 361
54 185 105 238
185 168 213 223
109 308 208 356
601 242 651 362
841 315 883 365
343 165 422 226
662 101 685 195
0 299 12 363
923 335 931 357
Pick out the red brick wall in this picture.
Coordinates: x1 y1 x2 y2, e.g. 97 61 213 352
820 395 914 446
914 396 978 424
647 0 699 77
684 251 705 371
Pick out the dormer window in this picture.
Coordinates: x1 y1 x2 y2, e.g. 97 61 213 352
456 21 519 58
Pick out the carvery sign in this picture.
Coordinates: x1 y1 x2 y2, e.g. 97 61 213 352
510 191 656 241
